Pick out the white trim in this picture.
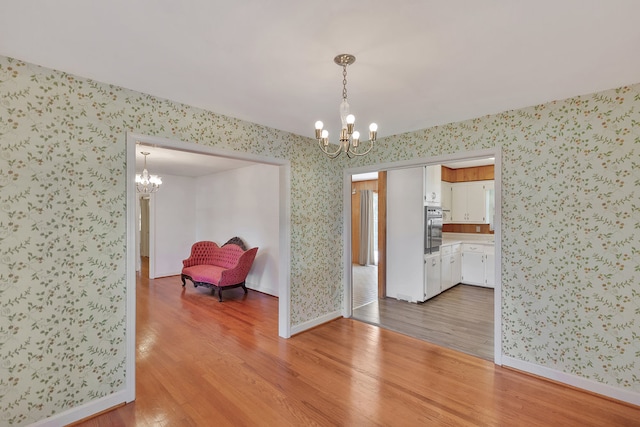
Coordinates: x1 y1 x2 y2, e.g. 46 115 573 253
278 163 292 338
502 356 640 406
147 192 156 279
28 387 128 426
492 149 503 366
125 134 137 403
290 311 343 335
343 148 503 364
342 170 353 318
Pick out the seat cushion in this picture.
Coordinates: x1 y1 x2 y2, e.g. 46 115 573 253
182 265 224 285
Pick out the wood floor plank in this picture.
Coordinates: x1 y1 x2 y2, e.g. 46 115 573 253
70 262 640 426
353 280 495 361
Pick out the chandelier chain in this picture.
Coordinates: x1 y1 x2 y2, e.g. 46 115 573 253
342 65 348 100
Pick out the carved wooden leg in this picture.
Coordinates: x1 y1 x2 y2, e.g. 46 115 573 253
242 281 248 294
181 274 186 287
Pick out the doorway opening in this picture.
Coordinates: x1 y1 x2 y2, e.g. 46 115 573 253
125 132 292 402
351 173 379 310
346 150 501 364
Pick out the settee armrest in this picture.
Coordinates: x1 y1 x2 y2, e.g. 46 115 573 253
182 241 219 267
218 247 259 287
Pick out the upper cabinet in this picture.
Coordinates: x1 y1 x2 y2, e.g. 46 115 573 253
441 181 452 223
423 165 441 206
451 181 493 223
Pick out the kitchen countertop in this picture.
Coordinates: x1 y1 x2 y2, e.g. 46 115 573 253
442 233 495 246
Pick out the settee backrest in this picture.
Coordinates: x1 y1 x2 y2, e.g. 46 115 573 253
210 243 246 269
188 241 219 265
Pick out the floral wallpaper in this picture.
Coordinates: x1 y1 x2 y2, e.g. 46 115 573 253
0 53 638 424
0 55 342 425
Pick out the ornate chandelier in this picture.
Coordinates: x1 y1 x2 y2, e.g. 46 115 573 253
314 54 378 158
135 151 162 194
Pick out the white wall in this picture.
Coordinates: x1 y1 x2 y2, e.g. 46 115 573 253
195 163 280 296
153 174 197 277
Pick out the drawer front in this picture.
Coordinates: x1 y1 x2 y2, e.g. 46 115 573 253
440 245 452 256
462 243 485 253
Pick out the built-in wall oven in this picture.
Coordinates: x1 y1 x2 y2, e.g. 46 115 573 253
425 206 443 254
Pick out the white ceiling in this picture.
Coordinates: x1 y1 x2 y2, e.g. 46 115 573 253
134 144 257 177
2 1 640 166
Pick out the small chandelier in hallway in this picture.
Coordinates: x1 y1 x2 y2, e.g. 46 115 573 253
135 152 162 194
314 54 378 159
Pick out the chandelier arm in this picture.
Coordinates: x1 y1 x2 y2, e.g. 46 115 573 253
346 139 375 157
318 139 343 158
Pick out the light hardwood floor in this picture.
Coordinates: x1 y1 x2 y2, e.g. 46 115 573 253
352 264 494 360
72 263 640 426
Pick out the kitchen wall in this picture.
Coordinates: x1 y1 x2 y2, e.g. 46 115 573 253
1 53 638 424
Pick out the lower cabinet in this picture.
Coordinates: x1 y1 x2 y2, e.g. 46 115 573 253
461 243 495 288
422 242 492 302
440 243 461 292
424 244 461 301
424 253 441 300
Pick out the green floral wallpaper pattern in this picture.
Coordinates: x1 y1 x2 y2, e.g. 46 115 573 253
0 55 342 425
370 88 639 391
0 53 638 425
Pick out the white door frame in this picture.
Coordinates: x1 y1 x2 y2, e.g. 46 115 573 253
125 132 292 402
342 148 502 365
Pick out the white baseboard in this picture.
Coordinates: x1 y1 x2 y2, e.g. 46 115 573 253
247 282 278 297
290 310 342 336
28 390 128 427
502 356 640 407
154 270 182 278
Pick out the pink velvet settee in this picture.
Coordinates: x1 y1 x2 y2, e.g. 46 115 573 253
181 238 258 302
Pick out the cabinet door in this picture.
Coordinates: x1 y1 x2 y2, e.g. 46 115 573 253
441 182 452 223
424 165 441 206
451 250 462 286
424 254 441 300
466 182 486 223
461 251 484 286
441 253 453 291
484 251 495 288
451 184 468 222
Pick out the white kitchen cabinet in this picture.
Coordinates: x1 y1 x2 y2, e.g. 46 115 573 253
440 245 453 291
423 165 441 206
451 181 492 223
461 248 485 286
386 167 426 302
424 253 441 300
441 181 452 223
451 244 462 287
440 243 461 292
461 243 495 288
484 250 495 288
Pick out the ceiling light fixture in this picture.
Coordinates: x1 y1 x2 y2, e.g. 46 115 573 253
315 54 377 158
135 151 162 194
